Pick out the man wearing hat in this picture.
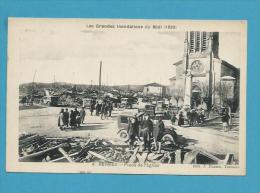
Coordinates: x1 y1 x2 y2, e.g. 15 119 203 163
141 114 153 152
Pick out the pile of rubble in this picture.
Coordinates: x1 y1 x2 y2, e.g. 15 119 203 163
19 133 236 165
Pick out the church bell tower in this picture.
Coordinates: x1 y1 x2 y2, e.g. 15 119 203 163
183 31 219 109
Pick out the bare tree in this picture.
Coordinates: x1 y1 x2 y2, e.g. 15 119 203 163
200 82 209 99
215 81 234 108
200 82 211 110
172 87 184 109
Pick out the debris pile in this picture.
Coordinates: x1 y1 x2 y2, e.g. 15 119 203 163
19 133 236 165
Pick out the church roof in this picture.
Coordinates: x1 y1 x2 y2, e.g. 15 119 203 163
144 82 164 87
221 76 236 80
172 60 183 66
169 76 176 81
221 60 240 72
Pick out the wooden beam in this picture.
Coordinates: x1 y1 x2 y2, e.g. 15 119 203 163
175 150 182 164
19 143 65 162
88 151 117 163
58 147 74 163
128 147 139 163
136 152 148 164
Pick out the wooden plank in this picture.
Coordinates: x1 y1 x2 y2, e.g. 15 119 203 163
147 153 163 161
50 152 79 162
183 149 200 164
88 151 117 163
19 143 64 162
221 153 234 165
175 150 182 164
136 152 148 164
19 134 39 144
128 147 139 163
198 149 221 163
58 148 74 163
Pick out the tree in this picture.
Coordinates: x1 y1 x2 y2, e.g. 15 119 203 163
200 83 211 110
172 87 184 109
215 81 234 109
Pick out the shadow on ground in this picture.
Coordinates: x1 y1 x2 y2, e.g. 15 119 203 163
63 123 110 131
176 134 198 147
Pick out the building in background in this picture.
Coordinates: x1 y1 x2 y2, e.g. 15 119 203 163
143 82 166 97
170 32 240 112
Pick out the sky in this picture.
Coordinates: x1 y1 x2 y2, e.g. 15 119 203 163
15 21 243 86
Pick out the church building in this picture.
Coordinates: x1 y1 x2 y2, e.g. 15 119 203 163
169 32 240 112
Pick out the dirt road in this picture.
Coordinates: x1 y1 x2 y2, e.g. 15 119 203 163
19 107 121 141
19 106 239 157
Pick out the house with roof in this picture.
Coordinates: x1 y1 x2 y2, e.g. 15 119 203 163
143 82 166 97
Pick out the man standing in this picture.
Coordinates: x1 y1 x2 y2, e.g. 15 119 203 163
74 108 81 127
90 99 96 116
69 109 76 128
58 108 65 130
96 102 101 116
222 109 230 132
80 107 86 124
178 111 185 126
108 101 113 117
171 112 176 125
127 118 135 150
133 114 141 141
63 108 69 128
142 114 153 152
153 118 165 152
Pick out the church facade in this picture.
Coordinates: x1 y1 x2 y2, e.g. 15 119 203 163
169 32 240 112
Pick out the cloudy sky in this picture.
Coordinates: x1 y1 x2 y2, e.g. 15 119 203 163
15 21 243 86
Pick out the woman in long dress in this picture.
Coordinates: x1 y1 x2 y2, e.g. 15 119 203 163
70 110 76 128
58 109 65 130
178 111 185 126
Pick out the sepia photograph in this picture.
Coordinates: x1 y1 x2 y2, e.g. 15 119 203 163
6 18 246 175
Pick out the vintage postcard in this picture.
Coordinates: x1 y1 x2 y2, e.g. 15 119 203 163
6 18 246 175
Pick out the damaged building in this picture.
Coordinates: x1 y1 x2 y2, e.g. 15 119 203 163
169 32 240 112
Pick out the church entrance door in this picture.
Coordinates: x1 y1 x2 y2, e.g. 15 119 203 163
191 85 202 109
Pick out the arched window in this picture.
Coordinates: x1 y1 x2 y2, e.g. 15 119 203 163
190 31 195 53
201 32 207 51
195 31 200 52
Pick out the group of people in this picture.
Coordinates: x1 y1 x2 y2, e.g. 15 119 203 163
90 99 113 118
127 114 165 152
58 107 86 130
170 108 206 127
171 106 231 132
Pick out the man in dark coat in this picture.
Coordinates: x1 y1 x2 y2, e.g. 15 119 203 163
127 118 135 150
69 110 76 128
142 115 153 152
80 107 86 124
63 108 69 128
222 109 230 132
153 118 165 152
178 111 185 126
74 108 81 127
96 102 101 116
171 112 176 125
108 102 113 117
90 99 96 116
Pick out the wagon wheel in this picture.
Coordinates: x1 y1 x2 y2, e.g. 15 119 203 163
118 130 129 142
161 134 175 144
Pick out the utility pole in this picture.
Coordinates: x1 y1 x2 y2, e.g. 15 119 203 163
90 80 93 89
208 33 213 110
183 32 192 108
31 70 37 95
53 74 56 89
99 61 102 98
